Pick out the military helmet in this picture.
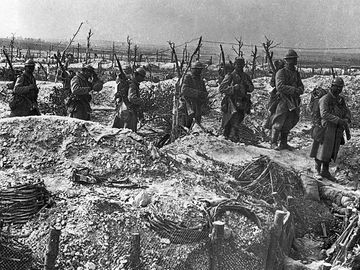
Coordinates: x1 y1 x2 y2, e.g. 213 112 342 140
135 67 146 77
332 77 344 87
234 57 245 66
191 61 204 69
284 49 298 59
24 59 35 67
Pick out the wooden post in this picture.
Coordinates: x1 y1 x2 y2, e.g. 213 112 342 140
44 229 61 270
265 210 286 270
77 43 80 63
156 50 159 62
210 221 224 270
129 232 140 268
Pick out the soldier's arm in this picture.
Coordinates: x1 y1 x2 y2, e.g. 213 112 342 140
296 72 304 94
219 74 234 95
70 76 91 95
13 76 32 95
181 74 201 98
128 83 142 105
319 95 340 124
244 74 254 93
275 69 298 96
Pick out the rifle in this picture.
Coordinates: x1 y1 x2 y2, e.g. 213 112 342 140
3 49 16 81
114 54 126 79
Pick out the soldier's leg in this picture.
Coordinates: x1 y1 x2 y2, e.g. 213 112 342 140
320 161 336 181
270 127 280 149
314 158 322 174
228 113 240 142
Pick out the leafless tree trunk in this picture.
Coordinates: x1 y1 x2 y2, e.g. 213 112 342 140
9 34 15 62
133 44 138 70
127 35 132 64
262 36 280 73
251 45 259 79
86 29 94 63
232 37 244 57
61 22 83 62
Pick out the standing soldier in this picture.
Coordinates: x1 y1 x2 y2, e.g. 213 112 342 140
310 77 351 181
179 61 208 129
68 65 103 120
269 49 304 150
113 67 146 132
219 57 254 142
9 59 40 116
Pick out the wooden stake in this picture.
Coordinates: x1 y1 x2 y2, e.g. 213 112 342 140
44 229 61 270
129 232 140 268
211 221 224 270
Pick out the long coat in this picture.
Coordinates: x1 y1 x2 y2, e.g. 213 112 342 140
113 78 142 132
68 73 93 120
219 70 254 129
310 92 351 162
179 73 208 128
271 66 304 132
10 71 40 116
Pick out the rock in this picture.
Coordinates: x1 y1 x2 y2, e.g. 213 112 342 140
84 262 96 270
133 190 152 207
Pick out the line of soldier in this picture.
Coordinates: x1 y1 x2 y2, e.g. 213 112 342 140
9 49 351 182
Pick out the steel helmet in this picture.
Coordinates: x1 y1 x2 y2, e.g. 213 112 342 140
135 67 146 77
24 59 35 67
332 77 344 87
191 61 204 69
234 57 245 66
284 49 298 59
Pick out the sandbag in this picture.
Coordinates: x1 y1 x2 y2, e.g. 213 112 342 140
300 174 320 202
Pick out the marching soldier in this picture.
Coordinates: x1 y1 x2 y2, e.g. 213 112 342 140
269 49 304 150
219 57 254 142
310 77 351 181
112 67 146 132
179 61 208 129
68 65 103 120
9 59 40 117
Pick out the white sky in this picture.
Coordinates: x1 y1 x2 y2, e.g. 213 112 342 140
1 0 360 48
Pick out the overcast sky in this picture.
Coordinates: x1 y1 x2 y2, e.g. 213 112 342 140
2 0 360 48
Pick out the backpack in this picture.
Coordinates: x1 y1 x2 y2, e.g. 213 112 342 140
308 86 327 119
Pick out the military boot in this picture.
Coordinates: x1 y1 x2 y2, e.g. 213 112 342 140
270 128 280 149
320 162 336 181
278 132 295 151
314 159 322 174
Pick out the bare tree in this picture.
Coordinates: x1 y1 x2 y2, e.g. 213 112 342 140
86 29 94 63
61 22 83 62
9 33 15 62
251 45 259 79
262 36 280 73
127 35 132 64
232 37 244 57
133 44 138 70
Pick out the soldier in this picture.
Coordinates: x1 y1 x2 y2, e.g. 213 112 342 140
219 57 254 142
68 65 103 120
179 61 208 129
310 77 351 181
9 59 40 117
113 67 146 132
269 49 304 150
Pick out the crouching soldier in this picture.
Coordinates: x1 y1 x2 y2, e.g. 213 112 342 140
9 59 40 116
112 67 146 132
179 61 208 129
68 65 103 120
310 77 351 181
219 57 254 142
